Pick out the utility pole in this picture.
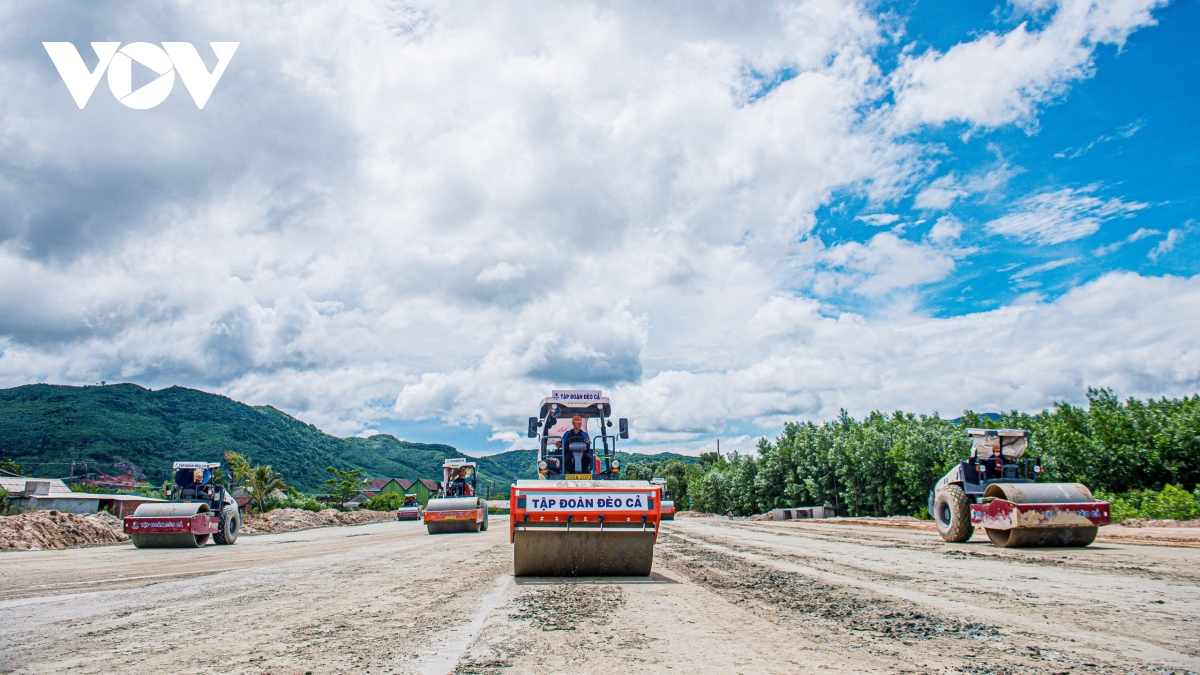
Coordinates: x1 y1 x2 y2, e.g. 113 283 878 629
716 439 720 458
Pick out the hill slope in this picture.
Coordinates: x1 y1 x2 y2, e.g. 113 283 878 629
0 383 697 492
0 384 481 491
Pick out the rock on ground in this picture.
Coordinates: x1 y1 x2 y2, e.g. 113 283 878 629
0 510 129 551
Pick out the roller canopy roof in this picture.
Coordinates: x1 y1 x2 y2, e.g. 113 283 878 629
966 428 1030 459
539 397 612 419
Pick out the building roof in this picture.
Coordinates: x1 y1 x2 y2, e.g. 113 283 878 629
363 478 415 491
0 477 72 494
416 478 439 491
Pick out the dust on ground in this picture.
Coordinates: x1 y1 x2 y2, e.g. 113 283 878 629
0 510 128 550
3 515 1200 674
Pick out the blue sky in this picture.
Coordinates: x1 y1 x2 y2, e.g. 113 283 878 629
1 0 1198 457
811 0 1198 319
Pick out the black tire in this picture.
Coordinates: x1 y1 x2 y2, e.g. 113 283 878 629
214 505 239 545
934 486 973 542
480 509 489 531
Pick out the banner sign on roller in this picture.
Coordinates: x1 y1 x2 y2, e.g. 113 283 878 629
551 390 602 403
523 492 654 511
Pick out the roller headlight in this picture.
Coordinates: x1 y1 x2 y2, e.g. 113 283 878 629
538 460 548 470
611 459 620 470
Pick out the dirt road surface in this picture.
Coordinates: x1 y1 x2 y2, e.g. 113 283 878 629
2 516 1197 675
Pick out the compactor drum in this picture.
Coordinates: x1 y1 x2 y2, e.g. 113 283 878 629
424 459 488 534
512 391 661 576
124 462 241 548
929 429 1109 548
651 478 676 521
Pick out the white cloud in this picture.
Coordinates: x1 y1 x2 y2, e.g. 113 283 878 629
0 0 1184 456
1093 226 1161 255
890 0 1167 130
1148 228 1183 263
927 215 963 244
476 262 528 284
915 175 968 210
855 213 901 226
814 232 957 297
1010 257 1077 280
986 187 1148 244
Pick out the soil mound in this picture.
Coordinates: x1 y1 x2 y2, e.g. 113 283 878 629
241 508 396 534
0 510 129 551
86 510 126 536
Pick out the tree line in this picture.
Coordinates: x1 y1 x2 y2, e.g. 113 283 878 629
623 388 1200 519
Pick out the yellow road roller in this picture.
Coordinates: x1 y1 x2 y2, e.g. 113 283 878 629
424 458 488 534
510 391 661 576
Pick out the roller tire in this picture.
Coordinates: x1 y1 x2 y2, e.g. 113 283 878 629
480 509 489 531
934 485 973 543
214 505 240 545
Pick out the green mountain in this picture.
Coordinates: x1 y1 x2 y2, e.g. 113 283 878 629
0 383 696 493
0 383 489 491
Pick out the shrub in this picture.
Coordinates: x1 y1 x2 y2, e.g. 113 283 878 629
363 492 405 511
1098 484 1200 522
262 494 324 513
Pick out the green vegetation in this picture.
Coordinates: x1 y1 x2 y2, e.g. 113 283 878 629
247 465 288 514
1098 485 1200 522
0 459 21 476
363 492 405 511
622 458 700 511
679 388 1200 518
323 466 366 504
262 494 326 513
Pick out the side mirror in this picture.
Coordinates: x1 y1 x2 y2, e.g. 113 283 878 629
618 418 629 439
527 417 539 438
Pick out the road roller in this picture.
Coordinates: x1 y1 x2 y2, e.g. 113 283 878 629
510 391 661 576
396 494 422 521
651 478 676 520
929 429 1110 548
123 461 241 548
424 458 488 534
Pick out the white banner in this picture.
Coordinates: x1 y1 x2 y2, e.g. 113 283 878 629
551 389 602 403
523 492 653 511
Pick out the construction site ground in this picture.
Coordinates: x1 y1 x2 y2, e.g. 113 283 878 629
2 516 1197 675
